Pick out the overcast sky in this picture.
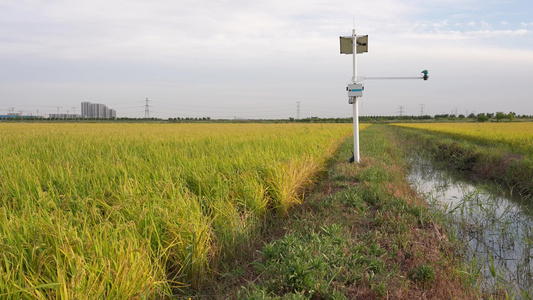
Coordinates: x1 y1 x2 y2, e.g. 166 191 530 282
1 0 532 119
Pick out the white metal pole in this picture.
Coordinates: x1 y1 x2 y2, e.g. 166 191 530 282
353 97 360 162
352 28 360 163
352 29 357 83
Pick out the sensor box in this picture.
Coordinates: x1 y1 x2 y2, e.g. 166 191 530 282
347 83 363 97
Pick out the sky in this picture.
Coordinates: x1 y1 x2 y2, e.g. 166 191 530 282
1 0 532 119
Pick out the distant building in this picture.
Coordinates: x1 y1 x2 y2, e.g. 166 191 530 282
48 114 80 119
0 113 37 119
81 102 116 119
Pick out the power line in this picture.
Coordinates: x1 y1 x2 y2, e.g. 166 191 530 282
150 101 294 110
144 98 150 119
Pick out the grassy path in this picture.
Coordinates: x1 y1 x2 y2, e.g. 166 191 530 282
201 124 473 299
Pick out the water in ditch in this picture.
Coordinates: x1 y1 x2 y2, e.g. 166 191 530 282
407 155 533 297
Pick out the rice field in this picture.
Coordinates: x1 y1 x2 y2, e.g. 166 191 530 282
0 123 362 298
393 122 533 156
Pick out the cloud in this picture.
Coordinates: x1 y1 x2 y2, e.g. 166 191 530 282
465 29 530 37
0 0 417 57
1 0 533 118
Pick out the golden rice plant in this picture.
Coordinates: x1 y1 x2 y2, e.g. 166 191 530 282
0 122 364 297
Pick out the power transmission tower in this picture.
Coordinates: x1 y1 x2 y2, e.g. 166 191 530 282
296 101 301 120
420 104 425 117
398 106 404 117
144 98 150 119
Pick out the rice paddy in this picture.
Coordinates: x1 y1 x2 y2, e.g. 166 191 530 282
0 123 359 298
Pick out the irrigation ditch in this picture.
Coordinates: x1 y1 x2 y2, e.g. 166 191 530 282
394 124 533 298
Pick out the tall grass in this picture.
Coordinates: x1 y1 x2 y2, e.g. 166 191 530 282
0 123 354 297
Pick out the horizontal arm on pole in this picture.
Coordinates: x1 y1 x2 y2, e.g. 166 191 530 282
357 76 425 81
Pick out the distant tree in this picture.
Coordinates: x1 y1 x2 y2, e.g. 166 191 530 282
458 114 465 118
495 111 506 122
508 112 516 122
477 113 489 122
486 113 494 119
468 113 476 119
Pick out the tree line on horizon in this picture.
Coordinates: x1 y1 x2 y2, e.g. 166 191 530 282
1 112 530 123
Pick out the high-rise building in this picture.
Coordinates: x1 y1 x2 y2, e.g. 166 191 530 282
81 102 116 119
81 102 91 117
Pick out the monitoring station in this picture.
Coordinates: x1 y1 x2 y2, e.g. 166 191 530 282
340 29 429 163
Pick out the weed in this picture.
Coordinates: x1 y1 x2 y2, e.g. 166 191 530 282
409 264 436 285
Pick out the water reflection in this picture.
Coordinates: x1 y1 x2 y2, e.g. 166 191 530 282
407 155 533 296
